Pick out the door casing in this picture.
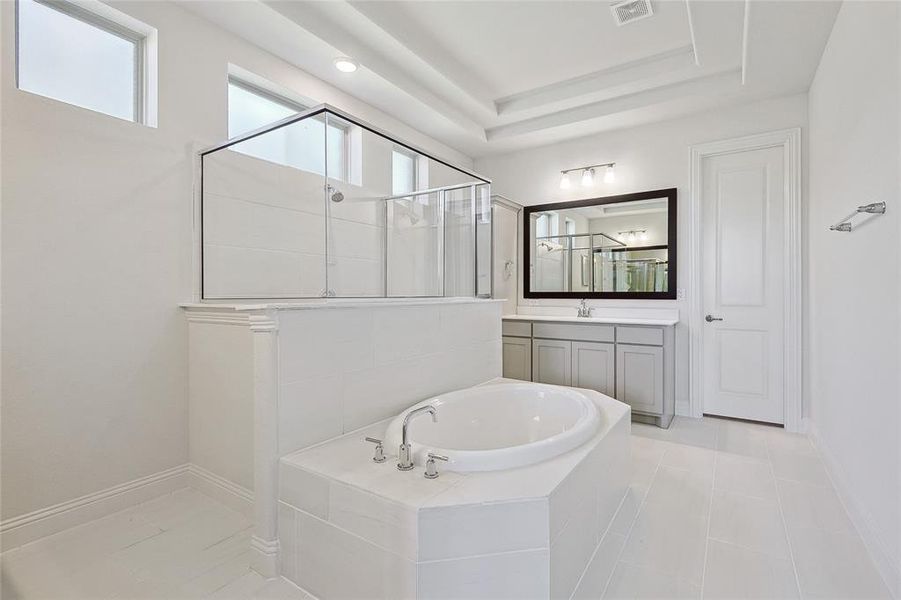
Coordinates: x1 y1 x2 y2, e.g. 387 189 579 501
689 128 802 432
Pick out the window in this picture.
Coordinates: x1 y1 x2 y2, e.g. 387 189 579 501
16 0 148 122
392 148 417 195
565 218 576 236
227 76 347 180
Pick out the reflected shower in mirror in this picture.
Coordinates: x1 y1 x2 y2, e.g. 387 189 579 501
524 188 676 299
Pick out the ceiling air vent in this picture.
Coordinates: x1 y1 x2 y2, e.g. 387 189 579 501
610 0 653 26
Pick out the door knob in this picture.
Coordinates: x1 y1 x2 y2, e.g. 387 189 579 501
705 315 724 323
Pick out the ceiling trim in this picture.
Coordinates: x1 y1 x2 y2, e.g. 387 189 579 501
486 68 742 140
495 45 698 115
685 0 701 66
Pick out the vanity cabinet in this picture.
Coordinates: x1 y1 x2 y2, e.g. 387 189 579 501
573 341 616 397
532 338 572 386
502 336 532 381
616 343 664 415
502 317 675 428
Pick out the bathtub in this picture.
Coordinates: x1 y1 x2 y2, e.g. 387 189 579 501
384 382 601 472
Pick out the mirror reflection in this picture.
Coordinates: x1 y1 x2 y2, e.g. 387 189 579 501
526 190 675 297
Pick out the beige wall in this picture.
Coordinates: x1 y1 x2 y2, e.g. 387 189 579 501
0 0 471 521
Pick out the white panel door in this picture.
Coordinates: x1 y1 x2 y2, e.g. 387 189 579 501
701 146 785 424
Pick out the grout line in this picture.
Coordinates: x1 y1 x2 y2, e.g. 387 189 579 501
698 425 719 598
766 433 804 599
598 432 667 598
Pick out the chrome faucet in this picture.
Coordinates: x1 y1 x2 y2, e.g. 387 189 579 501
577 298 592 318
397 405 437 471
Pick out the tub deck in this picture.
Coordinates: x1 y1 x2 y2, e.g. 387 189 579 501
277 378 631 599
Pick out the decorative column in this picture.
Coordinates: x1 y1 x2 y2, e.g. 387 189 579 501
248 310 280 577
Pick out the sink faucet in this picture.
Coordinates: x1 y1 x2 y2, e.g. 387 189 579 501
577 299 592 318
397 405 437 471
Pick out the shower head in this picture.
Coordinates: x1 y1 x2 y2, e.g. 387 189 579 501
330 189 345 203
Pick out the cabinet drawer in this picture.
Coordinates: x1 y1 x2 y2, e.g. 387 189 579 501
616 326 664 346
533 322 615 343
502 320 532 338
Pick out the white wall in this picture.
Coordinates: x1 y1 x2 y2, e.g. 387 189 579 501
807 1 900 592
475 94 808 412
0 0 472 522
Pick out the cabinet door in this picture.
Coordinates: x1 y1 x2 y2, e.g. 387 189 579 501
571 341 615 396
502 336 532 381
532 339 572 386
616 344 664 415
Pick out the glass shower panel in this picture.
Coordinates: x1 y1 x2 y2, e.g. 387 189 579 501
200 107 490 300
386 191 444 297
201 117 327 299
443 186 475 297
324 117 389 297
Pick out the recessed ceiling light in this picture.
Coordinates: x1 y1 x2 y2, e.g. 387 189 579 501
333 57 358 73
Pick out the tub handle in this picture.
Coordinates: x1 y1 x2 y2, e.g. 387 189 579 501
364 437 387 463
424 453 448 479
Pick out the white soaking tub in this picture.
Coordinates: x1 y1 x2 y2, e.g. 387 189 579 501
384 382 601 472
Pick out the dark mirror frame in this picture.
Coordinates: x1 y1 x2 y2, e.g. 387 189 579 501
523 187 677 300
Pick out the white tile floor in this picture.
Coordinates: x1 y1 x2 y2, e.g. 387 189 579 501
0 489 313 600
604 417 891 600
1 417 891 599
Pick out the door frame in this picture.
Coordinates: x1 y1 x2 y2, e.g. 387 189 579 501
689 128 802 431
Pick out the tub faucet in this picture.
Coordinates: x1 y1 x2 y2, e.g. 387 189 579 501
577 299 592 318
397 405 437 471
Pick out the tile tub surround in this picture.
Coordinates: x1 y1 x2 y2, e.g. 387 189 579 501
183 298 503 577
278 379 631 599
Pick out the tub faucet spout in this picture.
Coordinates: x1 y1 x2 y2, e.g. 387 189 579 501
397 405 437 471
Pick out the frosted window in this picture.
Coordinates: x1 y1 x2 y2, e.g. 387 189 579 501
392 149 416 195
17 0 140 121
228 79 346 180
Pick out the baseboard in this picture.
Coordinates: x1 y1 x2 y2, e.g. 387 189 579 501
1 463 256 552
186 464 254 518
0 464 190 551
808 422 900 598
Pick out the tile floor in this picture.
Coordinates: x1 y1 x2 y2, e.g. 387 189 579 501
1 417 891 599
603 416 891 599
0 489 312 600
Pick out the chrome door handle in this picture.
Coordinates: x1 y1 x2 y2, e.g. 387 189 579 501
705 315 724 323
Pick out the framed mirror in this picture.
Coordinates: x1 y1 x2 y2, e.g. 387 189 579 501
524 188 677 299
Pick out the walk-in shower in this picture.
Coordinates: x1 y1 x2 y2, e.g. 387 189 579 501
199 105 491 300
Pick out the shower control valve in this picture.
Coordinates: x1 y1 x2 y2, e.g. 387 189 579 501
424 453 448 479
364 437 387 463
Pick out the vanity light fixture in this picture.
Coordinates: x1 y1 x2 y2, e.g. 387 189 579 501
333 57 358 73
558 162 615 189
604 164 616 183
580 168 595 187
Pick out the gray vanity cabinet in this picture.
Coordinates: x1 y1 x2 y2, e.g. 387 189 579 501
501 318 675 428
532 338 572 386
572 341 616 397
502 336 532 381
616 343 664 415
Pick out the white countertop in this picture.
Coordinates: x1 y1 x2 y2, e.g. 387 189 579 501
502 314 678 326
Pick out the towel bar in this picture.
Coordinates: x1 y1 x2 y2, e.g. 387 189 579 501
829 202 886 232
